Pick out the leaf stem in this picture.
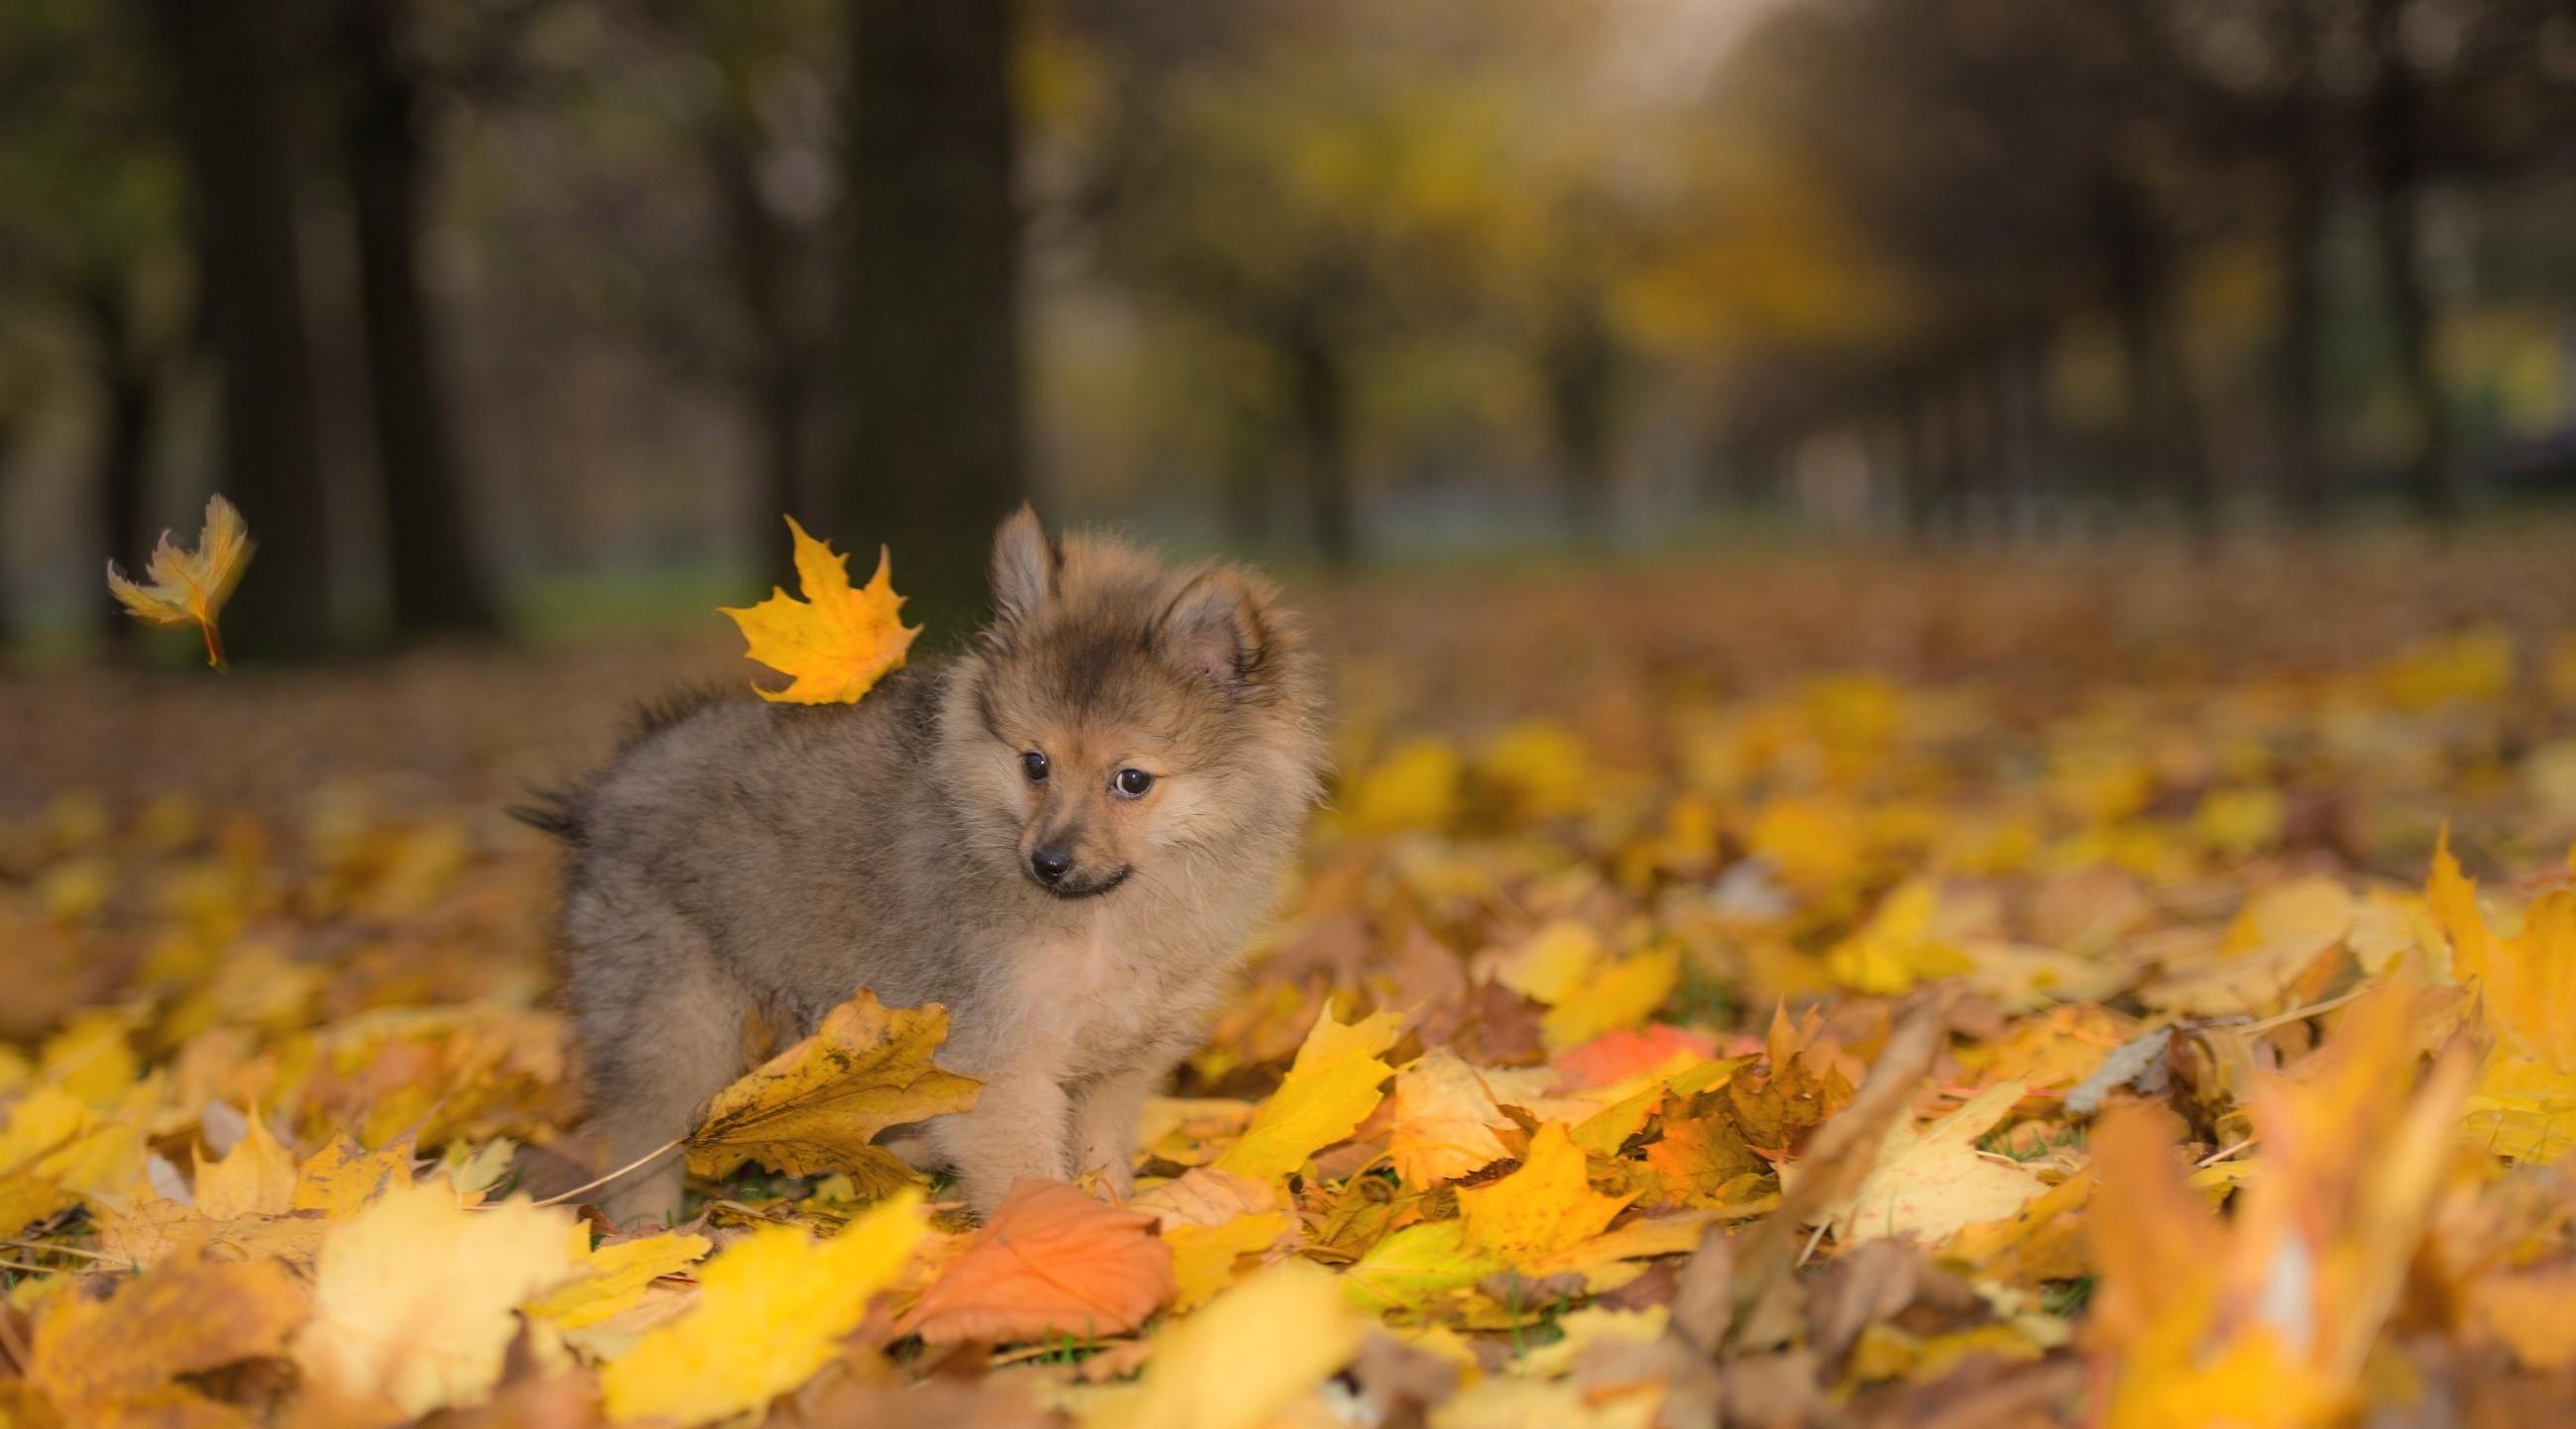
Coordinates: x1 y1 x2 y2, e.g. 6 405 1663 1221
531 1138 685 1209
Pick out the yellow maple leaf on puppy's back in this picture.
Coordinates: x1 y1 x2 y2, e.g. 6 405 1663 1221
720 515 921 704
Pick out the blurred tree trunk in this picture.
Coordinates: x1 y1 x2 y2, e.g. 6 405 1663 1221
2100 179 2214 541
149 0 336 655
705 119 821 588
842 0 1024 629
1542 292 1615 545
77 279 161 643
2272 159 2329 525
2363 0 2453 525
1286 324 1355 568
339 0 499 638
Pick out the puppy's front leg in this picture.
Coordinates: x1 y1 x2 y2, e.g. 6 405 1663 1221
930 1073 1071 1219
1070 1067 1158 1201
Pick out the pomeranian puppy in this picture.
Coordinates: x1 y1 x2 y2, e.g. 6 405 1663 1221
527 508 1325 1222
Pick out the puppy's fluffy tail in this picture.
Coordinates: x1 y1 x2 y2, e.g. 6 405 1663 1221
508 788 583 843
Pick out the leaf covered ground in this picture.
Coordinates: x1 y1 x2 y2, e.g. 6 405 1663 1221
5 534 2576 1428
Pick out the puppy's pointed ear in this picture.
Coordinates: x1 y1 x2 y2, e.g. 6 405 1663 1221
1158 568 1266 689
989 503 1057 629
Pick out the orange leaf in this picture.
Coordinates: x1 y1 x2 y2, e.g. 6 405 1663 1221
718 518 921 704
899 1180 1175 1345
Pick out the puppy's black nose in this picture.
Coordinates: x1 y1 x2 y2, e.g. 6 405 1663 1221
1030 847 1073 883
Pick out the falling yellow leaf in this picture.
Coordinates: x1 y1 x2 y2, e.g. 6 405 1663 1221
1458 1122 1635 1270
1212 1006 1401 1182
1088 1259 1361 1429
1830 1081 2048 1246
294 1181 583 1417
685 989 980 1182
718 517 920 704
1386 1051 1516 1187
29 1245 306 1427
105 493 255 669
599 1187 924 1425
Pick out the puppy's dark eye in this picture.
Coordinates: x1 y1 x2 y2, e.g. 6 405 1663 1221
1021 751 1050 782
1113 767 1155 798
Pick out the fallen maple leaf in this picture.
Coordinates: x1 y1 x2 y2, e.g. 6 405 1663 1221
294 1181 584 1417
1457 1121 1635 1270
718 516 921 704
525 1225 713 1330
289 1135 415 1217
1829 1080 2048 1246
192 1106 295 1219
1087 1259 1361 1429
28 1246 307 1427
2429 831 2576 1161
1165 1209 1290 1311
600 1188 925 1425
1385 1050 1516 1187
2086 979 2472 1429
1212 1006 1402 1182
105 493 254 669
901 1179 1176 1344
684 989 979 1183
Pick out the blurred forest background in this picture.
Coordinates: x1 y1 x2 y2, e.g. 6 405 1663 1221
5 0 2576 657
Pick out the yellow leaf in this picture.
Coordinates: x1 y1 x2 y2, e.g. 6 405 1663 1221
29 1246 306 1427
294 1181 584 1417
525 1227 712 1331
1089 1259 1361 1429
1540 945 1681 1051
2428 832 2576 1162
1342 1219 1502 1315
1494 921 1600 1005
1340 739 1464 835
192 1108 295 1220
289 1136 414 1218
1386 1051 1516 1187
1824 879 1973 995
684 989 980 1182
1165 1209 1289 1311
600 1187 925 1426
0 1084 148 1235
104 493 254 669
1457 1122 1634 1270
1212 1007 1401 1182
718 518 920 704
1831 1081 2048 1246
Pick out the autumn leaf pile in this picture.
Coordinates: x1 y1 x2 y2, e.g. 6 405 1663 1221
7 535 2576 1427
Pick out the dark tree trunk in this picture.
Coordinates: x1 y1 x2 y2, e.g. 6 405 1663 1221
706 119 819 588
98 371 159 642
1286 327 1355 568
339 0 499 637
1543 293 1616 543
75 279 161 643
2361 0 2452 525
2101 181 2214 541
842 0 1025 630
2273 158 2330 526
149 0 336 655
